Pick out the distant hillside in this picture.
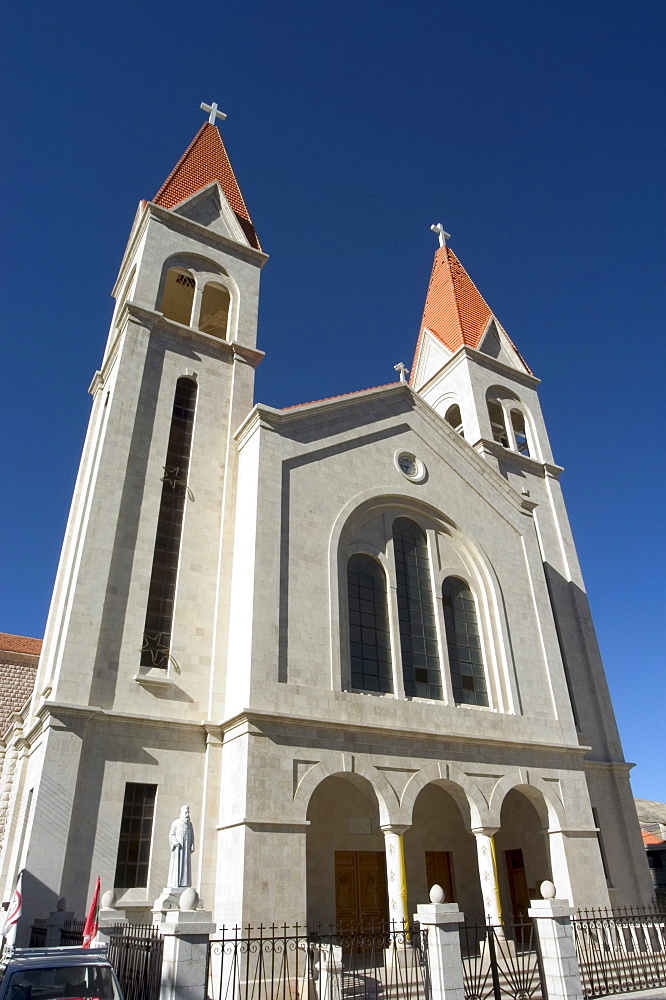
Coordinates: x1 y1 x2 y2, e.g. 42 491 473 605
635 799 666 824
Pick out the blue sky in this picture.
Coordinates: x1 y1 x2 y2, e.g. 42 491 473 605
2 0 664 800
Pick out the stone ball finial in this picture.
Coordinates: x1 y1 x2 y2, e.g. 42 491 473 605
429 884 445 904
540 880 556 899
179 887 199 911
101 890 117 909
56 897 67 912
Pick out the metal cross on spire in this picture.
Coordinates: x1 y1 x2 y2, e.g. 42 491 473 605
200 101 227 125
430 223 451 248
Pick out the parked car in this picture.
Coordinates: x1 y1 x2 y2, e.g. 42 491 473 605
0 946 123 999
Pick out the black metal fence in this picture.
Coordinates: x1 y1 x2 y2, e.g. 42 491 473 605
107 922 164 1000
206 923 430 1000
29 920 47 947
573 906 666 997
60 919 85 946
460 918 546 1000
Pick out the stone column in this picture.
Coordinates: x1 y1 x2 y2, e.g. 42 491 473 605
528 885 583 1000
473 828 502 926
44 897 75 946
382 825 410 929
413 890 466 1000
154 890 216 1000
96 890 129 947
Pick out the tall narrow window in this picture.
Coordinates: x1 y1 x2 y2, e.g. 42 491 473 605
114 783 156 889
487 399 509 448
445 404 464 437
141 378 197 668
347 555 393 693
199 282 230 338
161 268 195 326
442 578 489 706
393 518 442 700
510 410 530 456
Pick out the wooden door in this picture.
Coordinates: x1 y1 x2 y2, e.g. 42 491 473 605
505 848 530 919
335 851 388 931
425 851 455 903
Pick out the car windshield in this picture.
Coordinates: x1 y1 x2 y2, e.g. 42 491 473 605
5 964 121 1000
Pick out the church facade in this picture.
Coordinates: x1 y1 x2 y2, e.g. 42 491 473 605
0 113 652 938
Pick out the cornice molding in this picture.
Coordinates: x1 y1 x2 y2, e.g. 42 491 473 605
214 707 589 761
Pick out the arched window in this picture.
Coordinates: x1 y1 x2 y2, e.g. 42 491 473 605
347 555 393 693
141 377 197 668
510 409 530 456
199 282 230 338
393 518 442 700
445 404 464 438
161 268 195 326
442 578 488 706
487 399 509 448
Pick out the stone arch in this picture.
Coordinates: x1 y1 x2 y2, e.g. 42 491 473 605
293 758 397 827
487 771 567 832
399 764 487 831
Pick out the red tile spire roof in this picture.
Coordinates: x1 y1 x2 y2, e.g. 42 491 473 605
153 123 261 251
411 246 531 381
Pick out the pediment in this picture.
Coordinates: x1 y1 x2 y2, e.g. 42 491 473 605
171 182 250 245
478 319 526 372
413 329 453 391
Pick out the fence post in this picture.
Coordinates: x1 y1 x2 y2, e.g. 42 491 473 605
44 897 75 946
414 887 466 1000
153 889 215 1000
96 891 129 946
528 883 583 1000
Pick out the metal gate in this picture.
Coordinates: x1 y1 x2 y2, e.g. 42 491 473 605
573 907 666 997
107 922 164 1000
461 918 546 1000
206 923 431 1000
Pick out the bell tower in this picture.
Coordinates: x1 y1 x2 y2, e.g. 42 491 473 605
1 105 268 928
409 231 636 898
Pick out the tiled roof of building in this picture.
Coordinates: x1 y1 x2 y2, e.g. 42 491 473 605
411 247 531 383
153 123 261 251
642 829 665 846
0 633 42 656
0 634 41 736
281 383 398 411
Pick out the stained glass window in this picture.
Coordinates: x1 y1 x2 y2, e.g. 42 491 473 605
442 578 489 706
347 555 393 693
393 518 442 700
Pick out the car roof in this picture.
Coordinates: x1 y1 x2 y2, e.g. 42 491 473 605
3 947 111 970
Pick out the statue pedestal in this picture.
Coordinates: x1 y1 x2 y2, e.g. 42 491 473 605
152 887 185 916
154 907 216 1000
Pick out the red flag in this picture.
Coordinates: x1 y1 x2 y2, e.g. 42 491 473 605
2 870 23 948
82 877 100 948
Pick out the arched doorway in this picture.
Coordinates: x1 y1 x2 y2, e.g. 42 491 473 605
495 787 553 920
306 774 388 929
404 782 484 921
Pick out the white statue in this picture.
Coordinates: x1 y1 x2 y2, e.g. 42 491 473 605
168 805 195 888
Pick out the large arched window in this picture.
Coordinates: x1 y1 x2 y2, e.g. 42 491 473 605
141 377 197 668
347 555 393 693
393 518 442 700
161 268 195 326
442 578 488 706
199 282 230 338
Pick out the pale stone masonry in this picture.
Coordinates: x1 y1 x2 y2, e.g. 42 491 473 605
0 115 653 939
